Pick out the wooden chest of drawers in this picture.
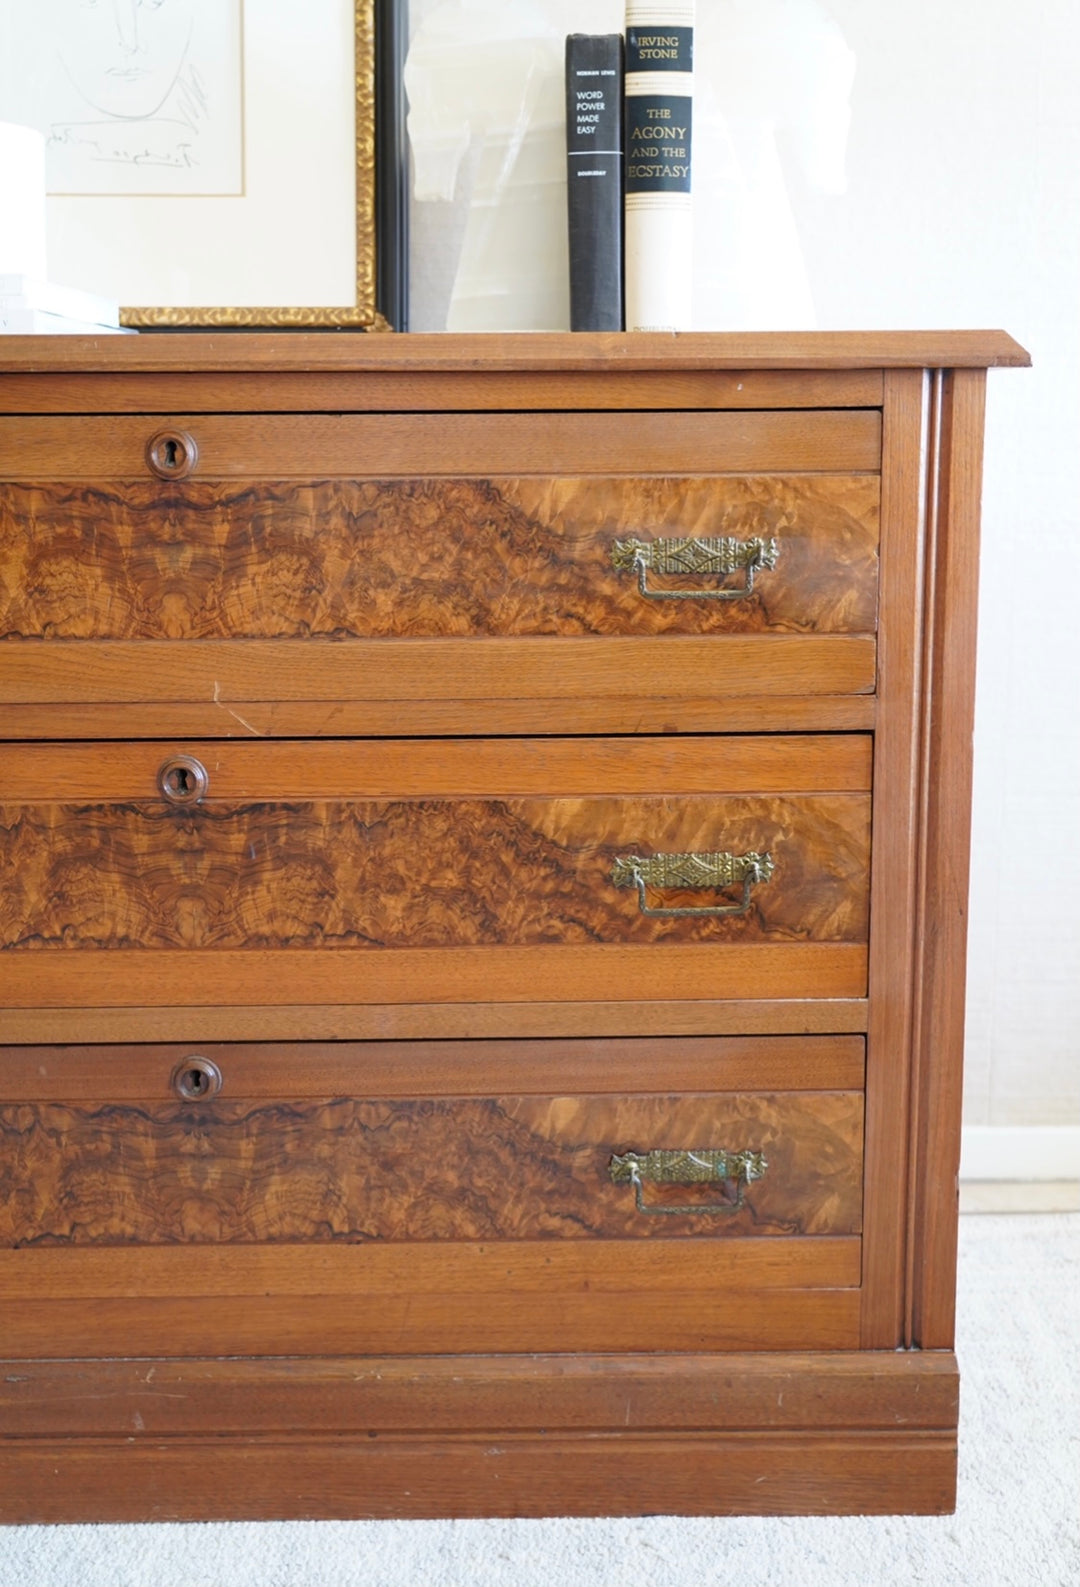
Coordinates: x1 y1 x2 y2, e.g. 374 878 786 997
0 330 1027 1521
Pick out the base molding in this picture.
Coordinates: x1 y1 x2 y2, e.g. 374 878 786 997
0 1351 958 1521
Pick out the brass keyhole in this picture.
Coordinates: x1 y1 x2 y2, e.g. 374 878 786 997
172 1057 223 1102
158 754 209 805
163 438 179 469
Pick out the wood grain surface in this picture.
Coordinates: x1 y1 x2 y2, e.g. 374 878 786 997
0 998 870 1045
2 942 870 1008
0 1034 866 1101
0 411 882 480
0 1350 956 1436
0 695 879 742
0 634 878 705
0 794 870 952
0 475 879 639
0 733 875 801
0 325 1031 373
0 368 887 416
0 1286 861 1358
0 1432 956 1522
0 1090 863 1245
861 368 929 1347
0 1241 860 1299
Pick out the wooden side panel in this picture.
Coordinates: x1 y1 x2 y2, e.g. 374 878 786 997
0 1091 864 1245
0 475 879 639
909 370 988 1349
0 794 870 952
860 369 929 1349
0 410 883 478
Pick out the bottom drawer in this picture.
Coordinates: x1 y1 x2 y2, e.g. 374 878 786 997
0 1035 864 1355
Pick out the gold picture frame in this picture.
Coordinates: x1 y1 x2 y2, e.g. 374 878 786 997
124 1 379 329
1 2 397 330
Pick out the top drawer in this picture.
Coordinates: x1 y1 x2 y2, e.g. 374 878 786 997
0 411 880 732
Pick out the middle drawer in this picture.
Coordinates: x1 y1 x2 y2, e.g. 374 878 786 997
1 735 871 1011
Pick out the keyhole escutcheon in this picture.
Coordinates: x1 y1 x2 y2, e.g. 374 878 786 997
172 1056 223 1102
146 428 198 479
158 754 209 805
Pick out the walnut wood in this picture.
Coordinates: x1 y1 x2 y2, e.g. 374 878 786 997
0 1350 957 1436
0 1432 957 1521
0 1034 865 1100
0 942 871 1007
0 997 870 1045
0 695 879 740
0 1287 860 1357
0 411 882 480
0 1089 863 1246
0 734 874 800
0 1240 860 1298
0 332 1023 1520
0 635 877 704
0 792 870 953
860 370 930 1350
0 475 878 640
0 326 1030 372
0 368 887 414
909 370 987 1350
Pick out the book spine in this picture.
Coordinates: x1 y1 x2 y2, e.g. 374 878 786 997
624 2 693 332
565 34 624 332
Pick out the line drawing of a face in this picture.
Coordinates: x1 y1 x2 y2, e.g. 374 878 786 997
51 0 197 121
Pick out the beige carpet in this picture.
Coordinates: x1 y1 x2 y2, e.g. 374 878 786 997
3 1213 1077 1587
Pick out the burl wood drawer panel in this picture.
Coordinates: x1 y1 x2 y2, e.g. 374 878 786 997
0 475 878 638
0 736 871 1008
0 411 879 725
0 1036 863 1356
0 1091 863 1247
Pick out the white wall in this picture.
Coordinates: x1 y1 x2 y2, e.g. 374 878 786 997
407 1 1080 1132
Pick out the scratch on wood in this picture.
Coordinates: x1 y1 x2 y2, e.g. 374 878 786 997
212 678 262 736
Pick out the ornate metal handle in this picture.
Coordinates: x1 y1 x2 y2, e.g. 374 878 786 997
612 850 774 918
611 534 779 600
610 1148 768 1215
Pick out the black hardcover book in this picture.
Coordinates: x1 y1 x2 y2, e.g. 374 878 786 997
565 33 624 331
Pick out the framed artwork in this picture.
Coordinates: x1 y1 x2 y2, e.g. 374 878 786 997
0 0 408 329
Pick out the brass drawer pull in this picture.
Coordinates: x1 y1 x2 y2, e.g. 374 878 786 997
610 1148 768 1215
612 850 774 918
146 428 199 480
171 1056 223 1101
611 534 779 600
158 754 209 805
